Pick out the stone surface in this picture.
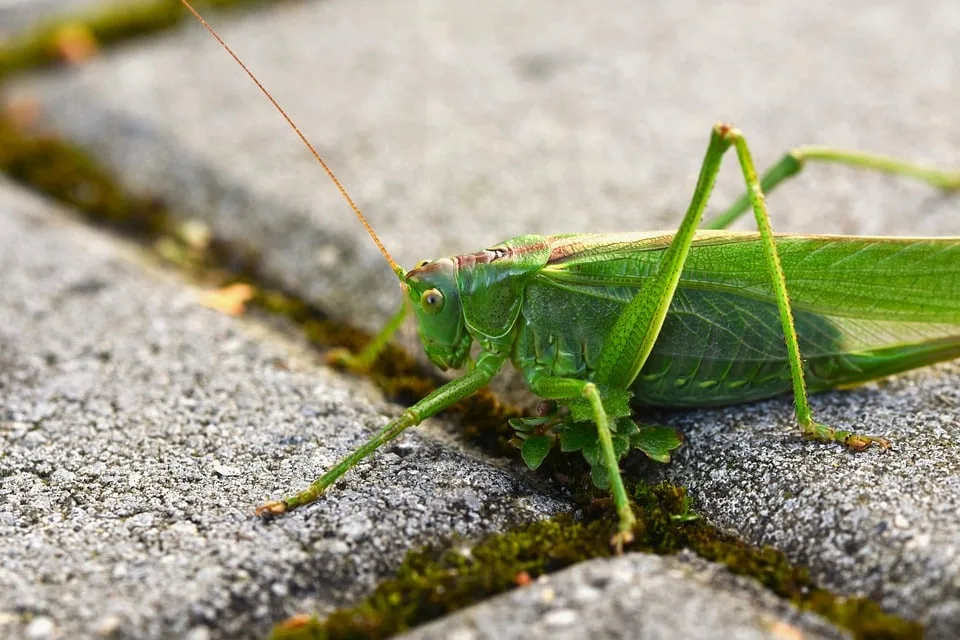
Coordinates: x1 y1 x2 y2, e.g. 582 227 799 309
650 361 960 637
0 180 570 639
3 0 960 637
9 0 959 331
404 552 847 640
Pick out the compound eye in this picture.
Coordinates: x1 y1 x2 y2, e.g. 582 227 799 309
415 259 431 269
420 288 444 315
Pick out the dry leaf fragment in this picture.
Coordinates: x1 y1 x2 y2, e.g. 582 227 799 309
199 283 255 316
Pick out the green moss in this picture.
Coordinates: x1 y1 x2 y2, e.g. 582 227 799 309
268 509 617 639
272 515 613 640
0 117 169 232
631 484 922 640
0 0 287 82
270 482 921 640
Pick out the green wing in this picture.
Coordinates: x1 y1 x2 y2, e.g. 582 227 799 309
534 231 960 406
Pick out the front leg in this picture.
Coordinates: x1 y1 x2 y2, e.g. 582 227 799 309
257 350 506 516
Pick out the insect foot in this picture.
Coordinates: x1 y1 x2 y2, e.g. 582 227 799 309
256 482 329 518
802 421 892 452
254 500 288 518
840 432 893 452
611 530 635 556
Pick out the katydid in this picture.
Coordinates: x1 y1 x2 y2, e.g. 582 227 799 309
180 2 960 550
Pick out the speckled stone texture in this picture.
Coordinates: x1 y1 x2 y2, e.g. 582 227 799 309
0 181 570 639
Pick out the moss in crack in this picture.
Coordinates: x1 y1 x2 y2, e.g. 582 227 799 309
274 515 616 640
0 0 288 82
0 116 170 236
269 482 920 640
630 483 922 640
268 509 624 640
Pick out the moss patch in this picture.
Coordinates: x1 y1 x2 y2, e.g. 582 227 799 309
0 116 169 233
270 483 920 640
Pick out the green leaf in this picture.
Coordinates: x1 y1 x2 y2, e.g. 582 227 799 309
613 417 639 437
590 462 609 490
601 389 633 419
581 440 600 467
566 389 633 423
508 415 551 433
672 509 700 523
559 421 595 452
612 433 631 460
521 435 553 470
630 425 683 463
568 398 593 423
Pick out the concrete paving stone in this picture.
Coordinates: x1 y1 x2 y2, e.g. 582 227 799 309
9 0 959 332
3 0 960 635
650 361 960 638
0 179 572 639
403 552 847 640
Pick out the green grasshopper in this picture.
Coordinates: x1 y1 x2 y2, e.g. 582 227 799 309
181 2 960 550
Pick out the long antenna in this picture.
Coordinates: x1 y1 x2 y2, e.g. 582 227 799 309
179 0 404 279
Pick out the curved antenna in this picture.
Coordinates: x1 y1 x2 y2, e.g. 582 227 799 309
180 0 404 279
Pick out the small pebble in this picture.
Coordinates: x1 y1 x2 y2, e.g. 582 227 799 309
542 608 579 628
185 625 211 640
25 616 55 639
96 615 122 636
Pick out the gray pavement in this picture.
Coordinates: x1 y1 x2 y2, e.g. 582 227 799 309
0 181 570 639
2 0 960 638
11 0 959 332
651 361 960 636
